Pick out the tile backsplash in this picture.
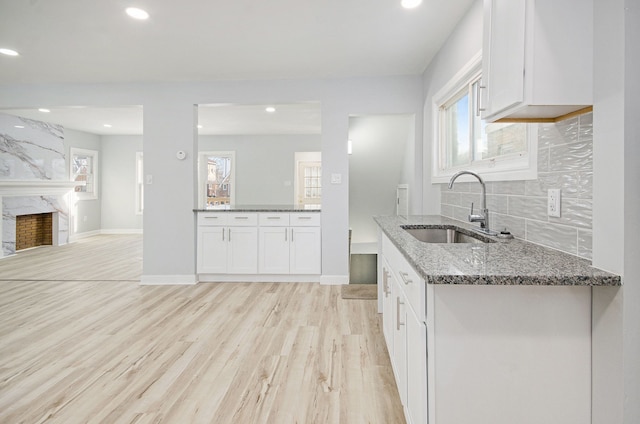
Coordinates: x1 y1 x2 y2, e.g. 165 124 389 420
441 112 593 260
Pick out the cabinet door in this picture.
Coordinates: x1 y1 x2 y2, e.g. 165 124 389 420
406 309 428 424
382 258 395 351
227 227 258 274
290 227 321 274
259 227 290 274
197 226 227 273
482 0 526 118
392 278 408 407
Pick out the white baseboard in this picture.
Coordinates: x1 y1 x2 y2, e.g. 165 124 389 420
198 274 321 283
140 274 198 285
69 229 143 242
320 275 350 285
101 229 143 235
69 230 102 241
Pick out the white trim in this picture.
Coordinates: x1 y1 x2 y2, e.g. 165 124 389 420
431 51 538 184
135 151 144 215
198 151 236 209
68 230 102 242
140 274 198 285
70 148 99 200
100 229 143 235
198 274 321 283
0 180 84 196
68 229 143 242
320 275 350 285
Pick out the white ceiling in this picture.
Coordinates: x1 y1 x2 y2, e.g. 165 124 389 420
0 0 474 134
1 103 322 135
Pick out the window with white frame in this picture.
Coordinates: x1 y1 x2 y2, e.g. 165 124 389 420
432 53 537 183
135 152 143 214
198 151 235 208
70 148 98 199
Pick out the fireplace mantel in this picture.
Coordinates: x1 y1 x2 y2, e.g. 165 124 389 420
0 180 85 197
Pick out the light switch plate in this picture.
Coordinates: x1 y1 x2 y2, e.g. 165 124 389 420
547 188 561 217
331 173 342 184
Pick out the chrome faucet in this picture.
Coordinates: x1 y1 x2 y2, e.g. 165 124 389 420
448 170 497 236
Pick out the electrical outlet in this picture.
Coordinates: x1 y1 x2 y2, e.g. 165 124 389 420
547 188 561 217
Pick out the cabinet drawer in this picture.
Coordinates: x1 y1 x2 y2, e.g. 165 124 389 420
259 213 290 226
382 233 426 321
290 213 320 226
394 258 425 321
197 213 228 226
227 213 258 226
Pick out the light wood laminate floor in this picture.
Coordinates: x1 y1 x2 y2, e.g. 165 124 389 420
0 236 404 423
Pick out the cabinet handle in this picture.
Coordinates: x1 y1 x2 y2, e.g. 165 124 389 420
291 228 294 242
297 216 312 220
228 228 231 241
399 271 412 285
285 228 288 241
204 216 219 219
222 228 225 241
476 82 486 116
267 216 280 220
396 297 405 331
382 267 388 296
234 216 249 220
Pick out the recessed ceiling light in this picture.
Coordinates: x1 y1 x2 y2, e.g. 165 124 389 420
265 106 276 113
14 125 25 129
38 108 50 113
0 48 19 56
197 125 203 129
401 0 422 9
103 124 113 128
125 7 149 20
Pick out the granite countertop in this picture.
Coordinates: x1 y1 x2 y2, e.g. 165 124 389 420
375 215 621 286
194 205 321 212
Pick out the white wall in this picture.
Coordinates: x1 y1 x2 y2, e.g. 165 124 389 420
591 0 640 423
348 114 414 249
199 134 320 205
0 76 423 282
100 135 143 232
421 0 483 214
64 128 102 235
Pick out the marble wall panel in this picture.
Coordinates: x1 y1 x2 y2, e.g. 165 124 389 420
2 195 69 256
0 113 65 181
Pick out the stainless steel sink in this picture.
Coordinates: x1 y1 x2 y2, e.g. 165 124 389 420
402 227 490 244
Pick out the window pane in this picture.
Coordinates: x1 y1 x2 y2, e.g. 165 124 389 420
206 156 232 206
475 122 527 161
443 92 470 168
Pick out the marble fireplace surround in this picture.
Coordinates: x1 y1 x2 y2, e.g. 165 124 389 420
0 181 82 257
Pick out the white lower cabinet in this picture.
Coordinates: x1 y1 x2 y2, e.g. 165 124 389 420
379 231 592 424
381 258 395 351
258 213 321 275
197 211 321 279
289 226 321 274
197 213 258 274
381 236 427 424
391 273 408 407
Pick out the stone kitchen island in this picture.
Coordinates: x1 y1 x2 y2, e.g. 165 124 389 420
375 215 621 424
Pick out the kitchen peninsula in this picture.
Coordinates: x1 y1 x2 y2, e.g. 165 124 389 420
195 206 321 282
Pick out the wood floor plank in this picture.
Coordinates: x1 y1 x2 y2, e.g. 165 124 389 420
0 236 405 423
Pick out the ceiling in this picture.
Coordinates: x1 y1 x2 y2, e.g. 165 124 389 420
0 0 474 134
1 103 322 135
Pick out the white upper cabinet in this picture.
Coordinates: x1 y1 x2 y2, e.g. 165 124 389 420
481 0 593 121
